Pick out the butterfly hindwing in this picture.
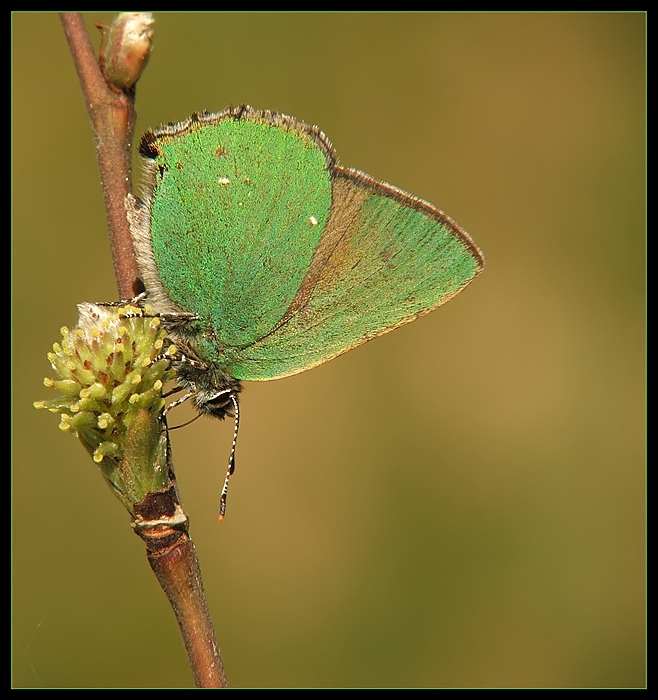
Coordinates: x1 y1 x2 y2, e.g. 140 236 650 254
230 166 484 380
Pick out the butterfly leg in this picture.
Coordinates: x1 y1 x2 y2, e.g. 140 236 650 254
88 297 199 326
163 389 197 415
121 308 200 325
93 291 148 307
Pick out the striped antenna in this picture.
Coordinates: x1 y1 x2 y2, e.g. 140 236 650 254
218 393 240 521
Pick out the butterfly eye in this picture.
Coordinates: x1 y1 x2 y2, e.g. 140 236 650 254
207 394 231 409
201 390 234 417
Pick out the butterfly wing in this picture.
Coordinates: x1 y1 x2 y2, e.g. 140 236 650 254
129 106 483 381
230 165 484 380
129 106 335 354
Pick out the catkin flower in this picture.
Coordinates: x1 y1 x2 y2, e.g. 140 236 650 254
35 302 177 510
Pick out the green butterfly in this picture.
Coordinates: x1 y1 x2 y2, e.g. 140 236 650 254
127 105 484 517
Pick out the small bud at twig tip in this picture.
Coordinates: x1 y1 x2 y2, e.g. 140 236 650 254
100 12 154 91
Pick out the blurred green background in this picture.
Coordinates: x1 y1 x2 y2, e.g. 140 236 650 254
13 12 645 689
